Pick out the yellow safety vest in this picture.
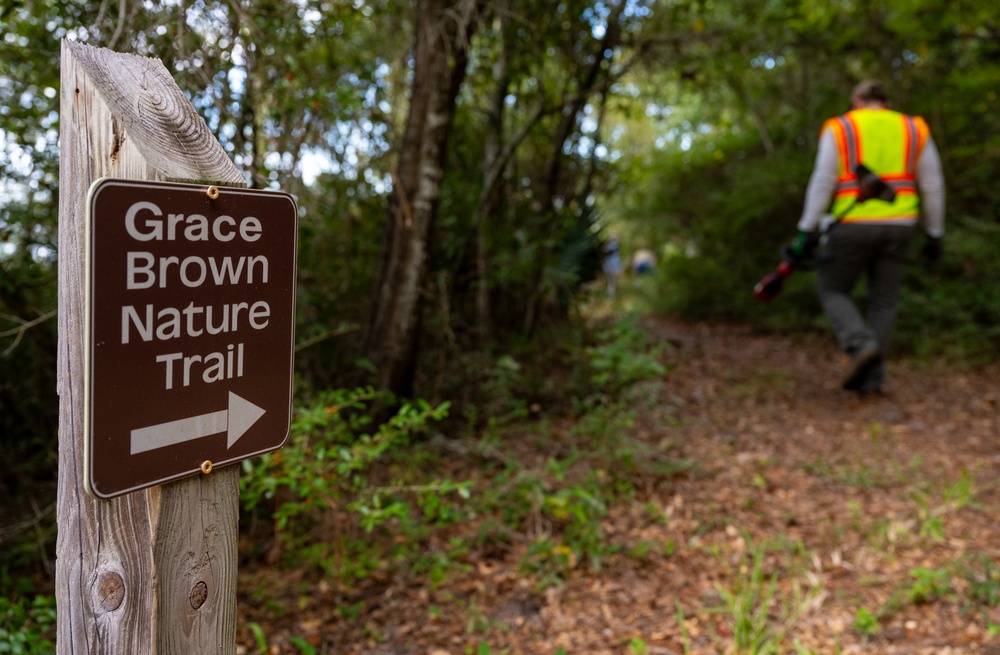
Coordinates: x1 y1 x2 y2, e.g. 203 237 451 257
822 108 930 224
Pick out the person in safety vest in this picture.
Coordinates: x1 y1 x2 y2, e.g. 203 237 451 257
788 80 945 395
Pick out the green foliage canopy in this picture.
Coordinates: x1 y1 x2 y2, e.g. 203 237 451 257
2 0 999 516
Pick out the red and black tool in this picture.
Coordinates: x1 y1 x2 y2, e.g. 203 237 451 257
753 259 795 302
753 164 896 302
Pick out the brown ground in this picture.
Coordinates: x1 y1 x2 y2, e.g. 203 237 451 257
237 317 1000 655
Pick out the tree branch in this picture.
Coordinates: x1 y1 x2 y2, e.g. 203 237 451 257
1 309 56 356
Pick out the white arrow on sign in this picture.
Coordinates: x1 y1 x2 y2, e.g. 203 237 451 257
130 392 266 455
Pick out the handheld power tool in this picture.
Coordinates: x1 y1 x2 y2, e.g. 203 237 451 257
753 164 896 302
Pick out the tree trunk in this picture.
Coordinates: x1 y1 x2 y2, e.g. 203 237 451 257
473 0 509 341
363 0 479 396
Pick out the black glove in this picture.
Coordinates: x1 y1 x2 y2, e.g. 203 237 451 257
922 234 943 266
782 230 819 267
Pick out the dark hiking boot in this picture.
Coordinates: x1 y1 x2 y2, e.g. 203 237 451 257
842 343 883 392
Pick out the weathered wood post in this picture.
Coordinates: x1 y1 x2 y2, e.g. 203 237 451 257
57 41 245 653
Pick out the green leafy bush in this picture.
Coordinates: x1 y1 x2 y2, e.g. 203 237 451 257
0 595 56 655
582 314 668 400
895 217 1000 363
239 388 462 578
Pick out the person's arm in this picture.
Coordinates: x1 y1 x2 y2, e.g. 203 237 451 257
796 128 839 233
917 138 945 238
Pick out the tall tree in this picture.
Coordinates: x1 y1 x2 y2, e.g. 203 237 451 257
363 0 480 396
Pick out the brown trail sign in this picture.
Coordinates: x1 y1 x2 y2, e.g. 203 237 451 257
85 179 297 499
58 41 296 653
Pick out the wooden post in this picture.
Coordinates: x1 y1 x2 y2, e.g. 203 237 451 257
57 41 245 654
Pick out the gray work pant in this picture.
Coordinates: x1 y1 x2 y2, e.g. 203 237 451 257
817 223 914 382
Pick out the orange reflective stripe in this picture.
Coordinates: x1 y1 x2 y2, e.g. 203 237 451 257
825 118 851 179
828 108 927 222
902 115 918 173
914 116 930 154
881 173 917 195
843 113 862 169
915 117 930 169
829 115 860 177
841 214 918 223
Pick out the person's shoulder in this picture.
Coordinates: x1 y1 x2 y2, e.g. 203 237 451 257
819 114 849 137
900 112 932 137
821 114 845 128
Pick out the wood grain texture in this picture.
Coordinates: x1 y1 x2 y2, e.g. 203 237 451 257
57 40 241 655
63 39 243 185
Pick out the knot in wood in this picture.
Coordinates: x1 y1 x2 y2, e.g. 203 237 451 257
97 572 125 611
189 581 209 609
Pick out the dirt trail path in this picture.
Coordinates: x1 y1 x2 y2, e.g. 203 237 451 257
625 317 1000 654
239 318 1000 655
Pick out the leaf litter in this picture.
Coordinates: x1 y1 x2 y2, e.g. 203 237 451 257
237 317 1000 655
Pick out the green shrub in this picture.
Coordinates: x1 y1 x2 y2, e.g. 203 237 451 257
0 594 56 655
582 314 668 400
895 217 1000 363
239 388 463 578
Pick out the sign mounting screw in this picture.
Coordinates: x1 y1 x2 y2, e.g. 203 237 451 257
200 460 213 474
206 185 220 199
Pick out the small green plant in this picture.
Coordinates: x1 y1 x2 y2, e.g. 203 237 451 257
338 602 363 620
581 314 668 402
943 468 976 509
676 602 692 655
838 460 882 489
519 538 576 587
289 636 317 654
802 453 890 490
465 597 502 635
910 468 977 541
570 401 693 494
962 553 1000 608
0 594 56 655
906 566 952 604
543 481 610 571
489 458 619 586
710 538 823 654
246 621 269 654
852 607 880 635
